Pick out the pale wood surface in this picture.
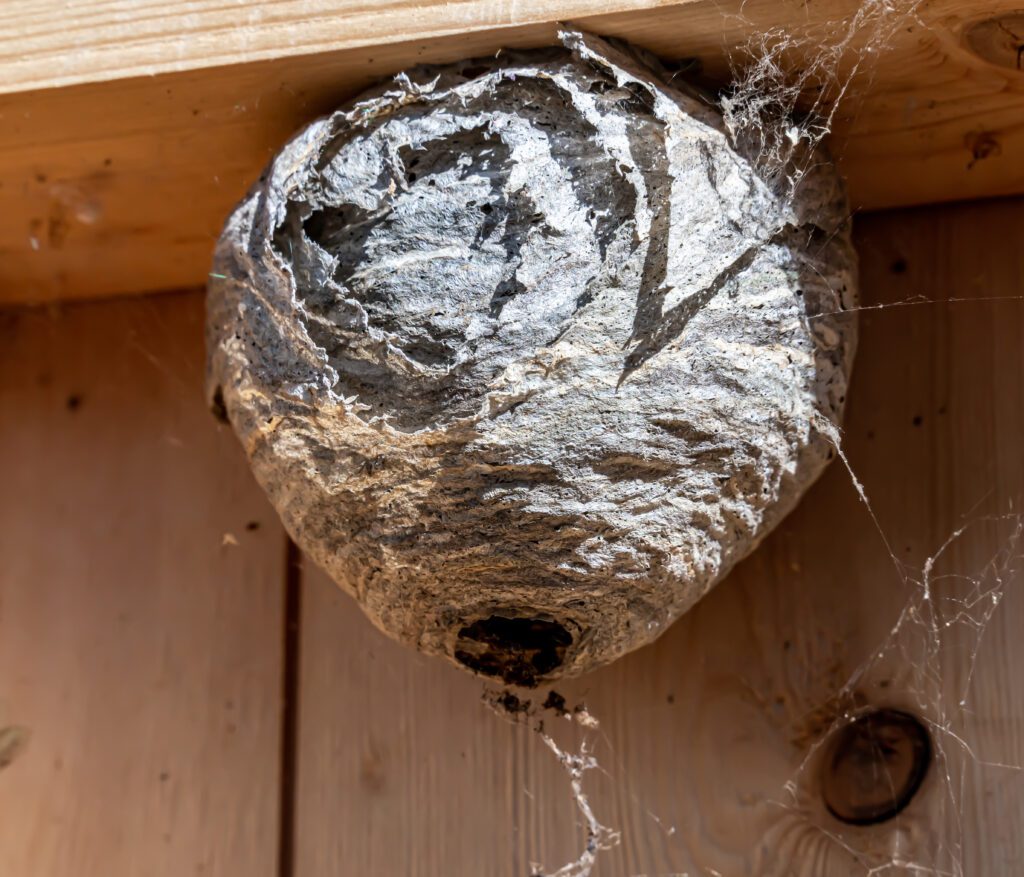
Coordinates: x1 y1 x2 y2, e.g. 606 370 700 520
293 197 1024 875
0 0 692 93
1 196 1022 876
0 294 287 876
1 0 1023 304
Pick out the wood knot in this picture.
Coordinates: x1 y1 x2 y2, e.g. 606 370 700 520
964 13 1024 72
820 708 931 825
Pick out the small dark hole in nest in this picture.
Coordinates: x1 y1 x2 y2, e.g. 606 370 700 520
821 708 931 826
210 386 229 424
454 615 573 687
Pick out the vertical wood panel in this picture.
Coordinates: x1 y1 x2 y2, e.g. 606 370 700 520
0 293 286 877
293 197 1024 875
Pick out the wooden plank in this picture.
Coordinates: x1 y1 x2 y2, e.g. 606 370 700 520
0 293 287 876
292 195 1024 875
0 0 1023 305
0 0 694 93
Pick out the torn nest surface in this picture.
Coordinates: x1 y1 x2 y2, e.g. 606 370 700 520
206 30 857 684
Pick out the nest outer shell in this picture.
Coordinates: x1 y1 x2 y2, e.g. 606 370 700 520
206 31 858 685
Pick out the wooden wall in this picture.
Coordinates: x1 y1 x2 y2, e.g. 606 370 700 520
2 195 1023 874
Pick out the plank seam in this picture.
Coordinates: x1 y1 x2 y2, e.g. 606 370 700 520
277 538 303 877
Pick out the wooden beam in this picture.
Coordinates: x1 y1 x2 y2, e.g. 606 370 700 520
1 0 1022 304
0 0 695 93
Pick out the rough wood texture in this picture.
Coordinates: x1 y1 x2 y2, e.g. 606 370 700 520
207 33 857 683
0 0 694 92
0 294 286 876
293 197 1024 874
0 196 1022 875
1 0 1023 305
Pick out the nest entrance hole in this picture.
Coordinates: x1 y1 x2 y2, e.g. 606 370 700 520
454 615 573 687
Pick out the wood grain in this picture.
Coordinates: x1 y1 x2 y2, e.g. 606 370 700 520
1 0 1023 304
0 0 694 93
1 190 1021 875
292 196 1024 875
0 293 287 876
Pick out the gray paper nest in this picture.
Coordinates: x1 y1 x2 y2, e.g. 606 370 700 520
207 31 857 686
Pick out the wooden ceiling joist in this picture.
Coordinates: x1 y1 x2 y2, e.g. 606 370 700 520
1 0 1022 304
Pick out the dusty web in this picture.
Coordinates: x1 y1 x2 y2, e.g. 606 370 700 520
535 732 621 877
720 0 924 203
483 690 620 877
776 418 1024 876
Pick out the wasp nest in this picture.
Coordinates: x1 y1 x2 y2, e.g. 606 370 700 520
207 31 856 686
